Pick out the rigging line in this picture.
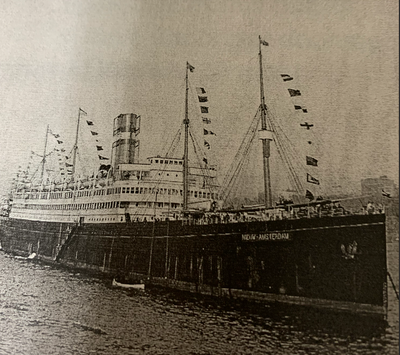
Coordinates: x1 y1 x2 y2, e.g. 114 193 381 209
268 108 308 177
28 165 41 183
165 129 182 158
189 132 213 190
220 107 261 201
273 131 303 195
164 125 183 159
161 127 182 158
188 131 216 196
222 133 257 203
189 131 209 183
130 137 184 218
267 104 305 165
225 131 259 206
272 131 299 190
267 114 303 193
272 120 302 175
220 107 260 189
222 112 259 204
271 120 304 194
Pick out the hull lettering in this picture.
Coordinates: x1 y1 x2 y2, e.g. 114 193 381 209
242 233 291 242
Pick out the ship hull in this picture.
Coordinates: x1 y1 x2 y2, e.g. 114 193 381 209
0 214 387 315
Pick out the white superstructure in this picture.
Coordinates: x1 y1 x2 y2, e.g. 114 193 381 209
9 113 220 224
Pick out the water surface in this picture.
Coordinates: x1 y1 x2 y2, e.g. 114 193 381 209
0 242 398 354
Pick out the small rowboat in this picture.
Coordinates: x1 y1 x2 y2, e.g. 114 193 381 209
112 279 145 290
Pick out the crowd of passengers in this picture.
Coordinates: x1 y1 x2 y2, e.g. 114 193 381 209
181 201 384 225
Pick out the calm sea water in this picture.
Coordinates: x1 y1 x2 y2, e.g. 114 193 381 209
0 243 398 355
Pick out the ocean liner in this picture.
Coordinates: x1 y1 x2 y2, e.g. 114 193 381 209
0 37 387 316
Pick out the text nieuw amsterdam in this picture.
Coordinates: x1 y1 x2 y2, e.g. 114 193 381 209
242 233 291 241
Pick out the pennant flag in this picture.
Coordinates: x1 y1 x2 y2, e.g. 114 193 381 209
57 140 63 144
294 105 308 113
307 173 320 185
91 131 98 136
300 122 314 130
198 96 208 103
79 108 87 115
96 145 103 151
288 89 301 97
98 155 109 160
86 120 94 126
187 62 195 72
202 117 211 124
306 156 318 167
200 106 209 114
203 129 216 135
203 157 208 164
280 74 293 82
382 189 392 198
196 87 206 95
260 38 269 46
204 141 210 149
305 190 314 200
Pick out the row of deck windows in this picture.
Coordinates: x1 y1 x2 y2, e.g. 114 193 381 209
21 201 183 211
15 188 218 201
151 159 183 165
120 187 216 199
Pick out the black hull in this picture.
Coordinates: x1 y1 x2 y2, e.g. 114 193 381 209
0 214 387 315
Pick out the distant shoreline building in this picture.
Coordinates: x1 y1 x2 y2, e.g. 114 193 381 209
361 175 397 198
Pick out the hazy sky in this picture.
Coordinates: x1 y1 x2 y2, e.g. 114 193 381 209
0 0 397 197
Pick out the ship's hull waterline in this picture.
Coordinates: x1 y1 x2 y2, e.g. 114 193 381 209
0 213 387 315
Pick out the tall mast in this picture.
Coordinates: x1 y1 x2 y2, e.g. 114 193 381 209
258 36 273 208
71 108 82 178
183 62 190 211
40 124 49 180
